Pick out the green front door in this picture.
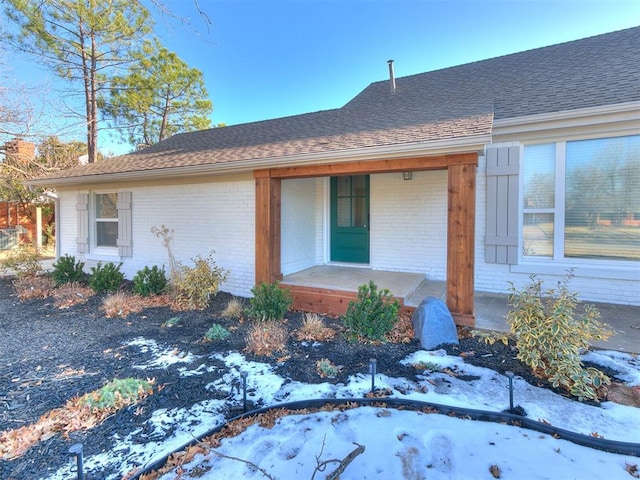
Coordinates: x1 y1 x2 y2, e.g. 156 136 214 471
330 175 370 263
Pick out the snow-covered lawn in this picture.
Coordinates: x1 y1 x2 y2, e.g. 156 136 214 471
50 340 640 480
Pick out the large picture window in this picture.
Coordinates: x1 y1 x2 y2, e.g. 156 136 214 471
522 135 639 262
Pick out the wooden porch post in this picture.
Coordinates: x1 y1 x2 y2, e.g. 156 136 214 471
446 162 477 327
254 171 282 284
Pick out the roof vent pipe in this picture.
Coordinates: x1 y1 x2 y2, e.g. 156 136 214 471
387 59 396 94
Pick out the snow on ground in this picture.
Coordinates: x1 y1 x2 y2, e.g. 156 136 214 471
127 337 200 369
166 406 634 480
47 342 640 480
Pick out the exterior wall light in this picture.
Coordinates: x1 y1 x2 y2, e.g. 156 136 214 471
403 171 413 181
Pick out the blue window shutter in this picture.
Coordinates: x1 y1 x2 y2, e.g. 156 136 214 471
76 193 88 254
485 146 519 264
117 191 133 257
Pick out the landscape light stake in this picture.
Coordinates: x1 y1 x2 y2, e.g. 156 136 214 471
369 358 377 393
69 443 84 480
505 371 515 413
241 371 248 413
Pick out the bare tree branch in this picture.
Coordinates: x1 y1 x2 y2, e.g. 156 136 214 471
210 450 277 480
323 443 365 480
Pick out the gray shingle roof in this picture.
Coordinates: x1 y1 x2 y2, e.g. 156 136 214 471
36 26 639 184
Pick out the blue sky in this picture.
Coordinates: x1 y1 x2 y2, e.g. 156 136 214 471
2 0 639 155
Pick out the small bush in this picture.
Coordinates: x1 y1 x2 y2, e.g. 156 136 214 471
84 378 154 411
342 280 400 341
245 321 289 357
471 330 510 346
246 281 292 321
316 358 340 378
161 316 181 328
411 361 444 373
221 297 244 318
204 323 231 341
507 273 613 402
53 282 95 309
89 262 124 293
295 312 335 342
52 255 85 286
13 275 55 300
133 265 167 297
102 292 148 318
171 254 228 310
0 244 43 278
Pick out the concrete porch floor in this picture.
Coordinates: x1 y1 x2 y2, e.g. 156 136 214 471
282 265 640 354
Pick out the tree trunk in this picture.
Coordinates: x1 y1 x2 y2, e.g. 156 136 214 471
88 30 98 163
78 23 94 164
158 88 171 142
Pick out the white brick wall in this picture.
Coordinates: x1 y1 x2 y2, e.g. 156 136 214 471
58 177 255 297
281 178 323 275
370 171 447 280
55 162 638 306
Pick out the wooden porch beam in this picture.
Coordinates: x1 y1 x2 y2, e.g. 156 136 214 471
255 176 282 284
446 162 476 325
263 152 478 179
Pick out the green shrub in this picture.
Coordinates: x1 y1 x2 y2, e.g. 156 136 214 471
84 378 153 411
507 273 613 402
246 281 292 321
52 254 85 286
89 262 124 293
132 265 167 297
342 280 400 341
0 244 43 278
204 323 231 341
316 358 340 378
171 253 229 310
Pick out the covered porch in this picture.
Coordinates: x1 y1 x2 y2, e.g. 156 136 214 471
254 152 478 326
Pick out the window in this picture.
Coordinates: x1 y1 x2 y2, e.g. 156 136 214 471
93 193 118 249
336 175 368 228
522 135 639 263
76 191 132 257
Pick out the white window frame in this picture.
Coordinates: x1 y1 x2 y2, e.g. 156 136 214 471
515 134 640 279
90 191 119 256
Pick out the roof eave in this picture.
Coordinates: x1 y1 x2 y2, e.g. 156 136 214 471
26 134 492 188
493 101 640 143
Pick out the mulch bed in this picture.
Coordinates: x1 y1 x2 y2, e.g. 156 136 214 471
0 276 598 480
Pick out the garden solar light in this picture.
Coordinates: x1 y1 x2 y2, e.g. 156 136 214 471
369 358 377 392
241 371 248 413
68 443 84 480
505 371 515 413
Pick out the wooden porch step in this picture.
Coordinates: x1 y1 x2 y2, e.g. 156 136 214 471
283 284 406 317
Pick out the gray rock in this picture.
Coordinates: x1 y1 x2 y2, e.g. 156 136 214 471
412 297 459 350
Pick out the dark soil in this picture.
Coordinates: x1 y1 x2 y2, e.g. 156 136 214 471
0 276 617 480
